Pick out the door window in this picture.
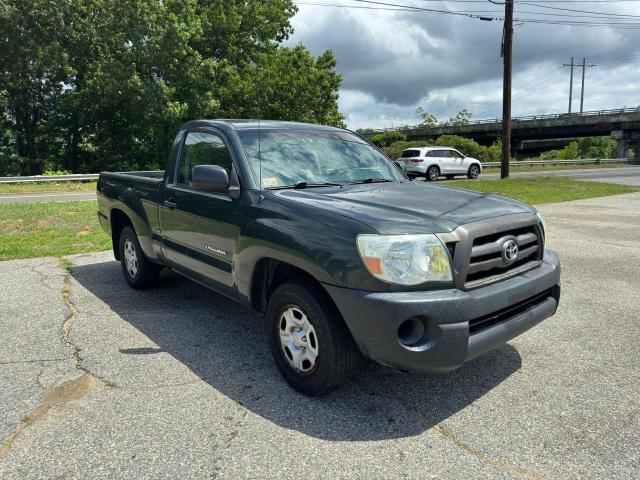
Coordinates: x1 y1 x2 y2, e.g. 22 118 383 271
177 132 233 186
433 150 451 157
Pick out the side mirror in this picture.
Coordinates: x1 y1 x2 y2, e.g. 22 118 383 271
191 164 229 193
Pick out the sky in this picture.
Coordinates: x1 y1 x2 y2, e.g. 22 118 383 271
286 0 640 129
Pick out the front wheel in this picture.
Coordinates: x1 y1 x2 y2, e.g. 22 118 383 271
267 281 359 396
119 226 160 289
467 164 481 179
426 166 440 182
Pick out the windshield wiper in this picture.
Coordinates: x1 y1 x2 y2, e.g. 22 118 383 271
269 181 344 190
349 178 394 185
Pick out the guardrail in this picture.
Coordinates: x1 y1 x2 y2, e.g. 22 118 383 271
0 174 99 184
480 158 635 168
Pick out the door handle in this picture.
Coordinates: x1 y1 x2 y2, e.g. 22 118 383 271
164 198 177 210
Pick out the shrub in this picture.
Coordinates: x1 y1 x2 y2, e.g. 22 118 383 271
382 140 433 160
370 131 406 147
435 135 487 160
43 169 73 176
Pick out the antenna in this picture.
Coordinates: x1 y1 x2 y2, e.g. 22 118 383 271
258 117 262 192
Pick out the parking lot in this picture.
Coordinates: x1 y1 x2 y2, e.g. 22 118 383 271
1 192 639 479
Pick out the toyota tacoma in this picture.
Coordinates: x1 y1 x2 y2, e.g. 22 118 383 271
97 120 561 396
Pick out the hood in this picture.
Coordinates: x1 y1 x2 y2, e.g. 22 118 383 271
271 181 535 234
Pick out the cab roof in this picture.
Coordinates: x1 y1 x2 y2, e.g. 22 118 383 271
182 119 346 132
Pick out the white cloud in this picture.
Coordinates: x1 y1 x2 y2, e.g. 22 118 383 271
288 1 640 129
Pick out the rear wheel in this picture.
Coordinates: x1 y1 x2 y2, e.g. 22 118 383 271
467 164 481 179
426 166 440 182
119 226 160 289
267 281 359 396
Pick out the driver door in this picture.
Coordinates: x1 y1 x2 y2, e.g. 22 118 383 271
160 129 241 294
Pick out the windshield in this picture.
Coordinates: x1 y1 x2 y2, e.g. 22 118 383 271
237 129 404 188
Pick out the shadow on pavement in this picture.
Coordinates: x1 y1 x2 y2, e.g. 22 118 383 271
71 259 522 441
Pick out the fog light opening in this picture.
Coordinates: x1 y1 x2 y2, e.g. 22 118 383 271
397 317 426 347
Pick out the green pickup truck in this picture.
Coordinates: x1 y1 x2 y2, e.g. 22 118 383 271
97 120 561 396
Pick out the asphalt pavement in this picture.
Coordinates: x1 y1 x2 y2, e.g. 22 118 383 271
0 191 96 204
1 192 639 479
481 165 640 186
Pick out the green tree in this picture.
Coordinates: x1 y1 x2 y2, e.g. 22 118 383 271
0 0 73 174
0 0 344 174
435 135 483 158
370 131 406 148
381 140 433 160
448 109 473 126
416 106 438 126
576 137 616 158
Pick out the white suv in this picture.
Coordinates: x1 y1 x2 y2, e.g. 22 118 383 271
399 147 482 181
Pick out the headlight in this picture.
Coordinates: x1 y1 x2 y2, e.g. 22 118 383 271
356 234 453 285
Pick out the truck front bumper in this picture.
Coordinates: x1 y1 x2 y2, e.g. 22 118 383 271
323 250 560 372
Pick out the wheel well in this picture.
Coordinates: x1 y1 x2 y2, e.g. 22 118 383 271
468 163 481 173
110 209 132 260
250 259 328 313
428 164 440 173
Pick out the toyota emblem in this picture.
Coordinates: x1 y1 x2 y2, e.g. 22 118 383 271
501 239 519 265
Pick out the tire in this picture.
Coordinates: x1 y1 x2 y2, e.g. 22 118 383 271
267 281 360 396
467 164 481 179
118 226 160 289
426 165 440 182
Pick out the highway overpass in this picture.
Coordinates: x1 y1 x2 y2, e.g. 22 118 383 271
364 108 640 159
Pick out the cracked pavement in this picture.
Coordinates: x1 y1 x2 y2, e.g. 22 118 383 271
1 192 639 479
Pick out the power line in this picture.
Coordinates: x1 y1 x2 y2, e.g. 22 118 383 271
293 1 640 27
518 1 640 18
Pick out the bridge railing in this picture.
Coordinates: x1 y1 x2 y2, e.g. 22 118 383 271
363 106 640 135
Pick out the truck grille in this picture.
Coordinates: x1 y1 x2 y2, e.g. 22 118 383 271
465 226 543 288
438 214 545 291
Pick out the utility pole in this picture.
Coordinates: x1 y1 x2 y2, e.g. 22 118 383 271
580 58 596 113
566 57 574 113
580 57 586 113
500 0 513 179
563 58 596 114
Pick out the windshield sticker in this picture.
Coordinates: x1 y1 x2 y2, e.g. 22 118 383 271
262 177 279 187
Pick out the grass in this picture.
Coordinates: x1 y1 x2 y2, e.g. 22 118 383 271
443 176 638 204
0 201 110 260
0 177 637 261
0 181 96 194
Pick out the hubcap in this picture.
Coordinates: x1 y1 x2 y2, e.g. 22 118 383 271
124 239 138 278
429 168 438 180
278 306 319 373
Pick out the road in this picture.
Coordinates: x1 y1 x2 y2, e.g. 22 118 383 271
1 192 639 479
0 191 96 204
0 166 639 204
482 165 640 186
